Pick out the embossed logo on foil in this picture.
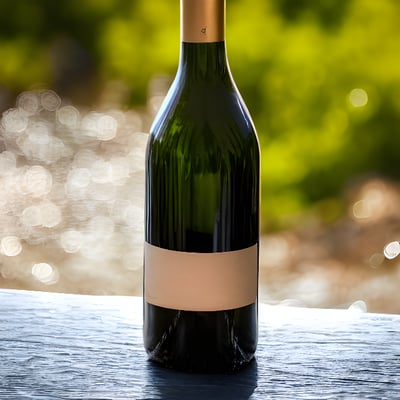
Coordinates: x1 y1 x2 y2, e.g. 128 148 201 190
181 0 225 43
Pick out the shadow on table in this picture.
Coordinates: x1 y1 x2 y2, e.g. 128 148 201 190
143 359 258 399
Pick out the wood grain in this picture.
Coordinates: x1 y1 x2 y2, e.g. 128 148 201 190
1 289 399 399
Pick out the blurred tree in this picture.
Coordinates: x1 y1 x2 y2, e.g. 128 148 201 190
0 0 399 230
0 0 127 104
274 0 352 29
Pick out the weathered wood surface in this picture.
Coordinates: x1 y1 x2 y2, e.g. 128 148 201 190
0 289 399 399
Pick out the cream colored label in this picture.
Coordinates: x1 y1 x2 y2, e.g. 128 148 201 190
181 0 225 43
144 242 258 311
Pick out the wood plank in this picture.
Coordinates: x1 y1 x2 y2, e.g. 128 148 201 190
0 289 399 399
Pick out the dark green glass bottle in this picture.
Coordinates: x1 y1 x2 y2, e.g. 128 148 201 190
144 0 260 373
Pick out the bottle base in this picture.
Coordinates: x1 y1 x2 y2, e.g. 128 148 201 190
143 303 258 374
146 351 256 374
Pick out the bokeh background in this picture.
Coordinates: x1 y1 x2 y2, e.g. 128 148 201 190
1 0 400 313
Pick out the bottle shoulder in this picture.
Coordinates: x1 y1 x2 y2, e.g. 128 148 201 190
149 77 258 147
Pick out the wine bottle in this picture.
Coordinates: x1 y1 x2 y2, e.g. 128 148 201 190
144 0 260 373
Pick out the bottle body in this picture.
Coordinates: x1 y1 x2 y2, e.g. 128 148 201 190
143 0 259 373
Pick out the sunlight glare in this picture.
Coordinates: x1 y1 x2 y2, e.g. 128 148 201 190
57 105 80 128
32 262 59 284
90 159 113 183
368 252 384 269
60 230 83 253
21 206 42 227
352 184 385 221
352 199 371 219
383 241 400 260
349 88 368 107
40 90 61 111
17 92 40 116
0 89 147 294
97 115 118 141
67 168 91 188
260 235 290 268
1 108 28 133
22 166 53 197
27 121 51 144
0 236 22 257
348 300 367 313
39 202 62 228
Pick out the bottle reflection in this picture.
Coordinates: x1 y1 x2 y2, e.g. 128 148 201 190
143 359 258 399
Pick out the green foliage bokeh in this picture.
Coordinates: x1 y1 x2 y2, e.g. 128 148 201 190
1 0 399 230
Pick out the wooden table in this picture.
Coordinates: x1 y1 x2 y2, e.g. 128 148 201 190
1 289 399 399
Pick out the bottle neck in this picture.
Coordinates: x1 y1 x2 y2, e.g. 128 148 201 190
178 0 229 81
